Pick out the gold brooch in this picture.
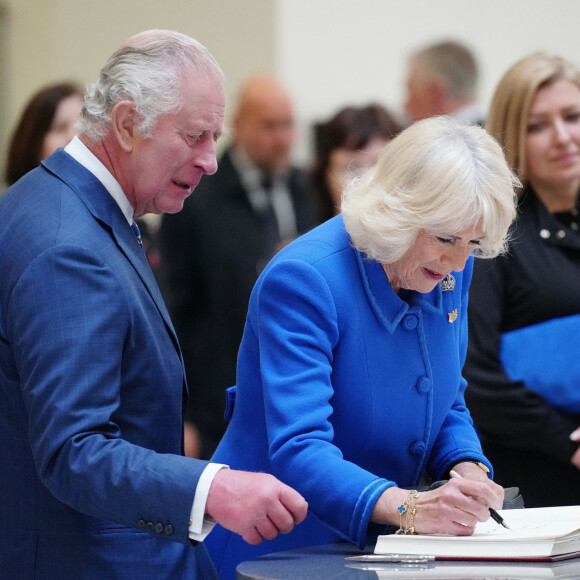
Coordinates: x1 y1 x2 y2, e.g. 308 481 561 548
448 309 458 323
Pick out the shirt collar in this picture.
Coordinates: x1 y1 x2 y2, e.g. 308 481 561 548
65 136 134 224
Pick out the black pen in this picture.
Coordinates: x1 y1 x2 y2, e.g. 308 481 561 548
449 469 510 529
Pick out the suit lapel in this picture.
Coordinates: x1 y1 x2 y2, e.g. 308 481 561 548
42 150 179 348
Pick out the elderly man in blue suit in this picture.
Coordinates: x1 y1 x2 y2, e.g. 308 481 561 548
0 30 307 579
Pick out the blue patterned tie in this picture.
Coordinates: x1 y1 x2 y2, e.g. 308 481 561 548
130 220 145 252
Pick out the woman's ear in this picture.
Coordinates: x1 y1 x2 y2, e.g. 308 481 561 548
109 100 139 152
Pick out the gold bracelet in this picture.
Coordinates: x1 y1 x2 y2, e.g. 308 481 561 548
475 462 490 477
453 461 490 478
395 490 420 535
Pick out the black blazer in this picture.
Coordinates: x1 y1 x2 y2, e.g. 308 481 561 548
158 148 316 458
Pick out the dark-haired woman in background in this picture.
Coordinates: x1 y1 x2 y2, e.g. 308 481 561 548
5 81 83 186
311 103 403 223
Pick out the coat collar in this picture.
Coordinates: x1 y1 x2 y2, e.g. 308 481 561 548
356 251 444 332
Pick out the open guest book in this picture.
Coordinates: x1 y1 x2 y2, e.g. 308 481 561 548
374 506 580 561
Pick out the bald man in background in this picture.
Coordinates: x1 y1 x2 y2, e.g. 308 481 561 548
158 75 316 460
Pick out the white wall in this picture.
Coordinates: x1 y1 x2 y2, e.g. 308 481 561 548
276 0 580 162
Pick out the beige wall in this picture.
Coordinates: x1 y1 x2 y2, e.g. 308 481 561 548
1 0 275 181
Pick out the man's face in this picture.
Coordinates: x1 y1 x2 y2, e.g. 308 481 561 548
235 94 294 173
127 72 226 217
404 63 435 123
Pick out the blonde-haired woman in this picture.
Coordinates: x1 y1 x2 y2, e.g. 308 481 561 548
206 116 518 579
464 53 580 508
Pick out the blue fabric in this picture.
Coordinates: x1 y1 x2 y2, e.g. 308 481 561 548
0 150 216 579
500 314 580 413
206 216 488 579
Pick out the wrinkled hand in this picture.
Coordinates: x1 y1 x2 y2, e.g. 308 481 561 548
569 427 580 469
372 468 503 537
412 475 504 536
205 469 308 545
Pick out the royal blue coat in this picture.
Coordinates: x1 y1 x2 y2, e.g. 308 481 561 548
207 215 490 578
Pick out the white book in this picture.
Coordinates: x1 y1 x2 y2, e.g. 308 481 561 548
374 506 580 561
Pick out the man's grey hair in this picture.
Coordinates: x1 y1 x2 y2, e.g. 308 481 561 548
77 29 225 142
412 40 479 101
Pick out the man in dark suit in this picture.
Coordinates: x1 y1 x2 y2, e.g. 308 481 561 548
159 75 316 460
0 30 307 579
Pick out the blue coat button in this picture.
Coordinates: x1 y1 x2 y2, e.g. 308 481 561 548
164 524 174 536
417 376 432 393
146 522 155 532
410 440 426 455
137 519 146 529
154 522 164 534
403 315 418 330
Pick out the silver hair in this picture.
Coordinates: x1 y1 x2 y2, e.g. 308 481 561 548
341 116 519 264
412 40 479 101
77 30 225 142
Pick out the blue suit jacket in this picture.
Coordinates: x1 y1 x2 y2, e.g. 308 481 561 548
0 150 217 579
207 216 489 579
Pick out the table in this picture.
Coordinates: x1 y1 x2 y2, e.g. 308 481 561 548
236 542 580 579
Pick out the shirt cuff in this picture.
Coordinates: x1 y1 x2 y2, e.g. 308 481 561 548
188 463 228 541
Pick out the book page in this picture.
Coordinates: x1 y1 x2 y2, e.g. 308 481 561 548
469 506 580 542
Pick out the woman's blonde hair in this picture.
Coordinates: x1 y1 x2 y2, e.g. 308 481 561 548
341 116 519 264
486 52 580 190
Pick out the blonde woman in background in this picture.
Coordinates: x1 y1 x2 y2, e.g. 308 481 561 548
464 52 580 508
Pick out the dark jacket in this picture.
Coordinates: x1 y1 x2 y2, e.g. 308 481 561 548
465 187 580 507
158 148 316 458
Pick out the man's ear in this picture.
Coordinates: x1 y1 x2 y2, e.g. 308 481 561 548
110 100 139 152
428 79 447 110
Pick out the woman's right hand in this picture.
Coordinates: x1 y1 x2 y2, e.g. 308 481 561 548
372 478 502 536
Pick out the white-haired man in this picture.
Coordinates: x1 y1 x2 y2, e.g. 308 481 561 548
0 29 307 579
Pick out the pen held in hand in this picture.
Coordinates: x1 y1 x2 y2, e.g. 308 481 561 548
449 469 510 529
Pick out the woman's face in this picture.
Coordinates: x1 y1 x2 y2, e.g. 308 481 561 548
326 137 388 211
40 94 84 159
525 79 580 196
383 225 485 294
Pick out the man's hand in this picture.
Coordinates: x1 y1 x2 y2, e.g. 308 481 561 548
205 469 308 545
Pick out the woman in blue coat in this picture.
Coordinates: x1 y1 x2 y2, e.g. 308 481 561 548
206 116 519 579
